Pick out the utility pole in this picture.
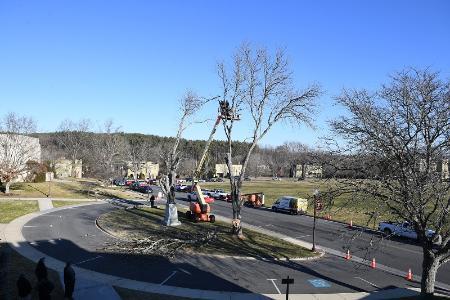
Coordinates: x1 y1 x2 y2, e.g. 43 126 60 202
312 189 319 252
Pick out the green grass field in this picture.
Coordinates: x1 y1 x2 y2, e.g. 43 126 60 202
202 179 390 228
97 207 317 259
52 200 96 208
0 200 39 223
1 178 143 200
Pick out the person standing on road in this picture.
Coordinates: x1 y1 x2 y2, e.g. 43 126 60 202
35 258 47 281
150 194 155 208
16 274 32 300
64 262 75 299
36 277 54 300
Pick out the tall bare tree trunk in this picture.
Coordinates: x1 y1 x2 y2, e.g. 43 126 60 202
231 181 243 236
4 181 10 194
421 250 440 295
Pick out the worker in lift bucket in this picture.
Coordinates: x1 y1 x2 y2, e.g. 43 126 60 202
220 100 232 119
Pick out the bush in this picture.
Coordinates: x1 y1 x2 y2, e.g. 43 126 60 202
33 172 46 183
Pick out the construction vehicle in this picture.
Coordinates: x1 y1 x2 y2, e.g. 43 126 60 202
185 100 240 223
242 192 265 208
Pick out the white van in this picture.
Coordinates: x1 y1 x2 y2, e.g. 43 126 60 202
271 196 308 215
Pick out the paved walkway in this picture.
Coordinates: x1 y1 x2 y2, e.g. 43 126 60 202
5 202 450 299
38 198 54 211
2 202 121 300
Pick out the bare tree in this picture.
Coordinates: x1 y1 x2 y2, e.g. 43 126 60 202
328 69 450 295
218 44 321 236
159 91 203 226
125 135 149 180
0 113 38 193
88 120 128 181
55 119 91 176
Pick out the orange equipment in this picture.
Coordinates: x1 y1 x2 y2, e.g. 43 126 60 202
406 268 413 281
371 258 376 269
186 100 241 223
186 183 215 223
345 249 351 260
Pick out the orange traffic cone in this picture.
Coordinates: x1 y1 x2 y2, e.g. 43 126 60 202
406 268 412 281
371 258 376 269
345 250 351 260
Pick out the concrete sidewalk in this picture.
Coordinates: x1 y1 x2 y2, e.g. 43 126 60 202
38 198 54 211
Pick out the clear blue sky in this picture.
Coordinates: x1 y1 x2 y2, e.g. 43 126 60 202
1 0 449 147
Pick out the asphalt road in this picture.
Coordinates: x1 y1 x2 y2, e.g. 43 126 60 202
202 197 450 285
21 201 445 295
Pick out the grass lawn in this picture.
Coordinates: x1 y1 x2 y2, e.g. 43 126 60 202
202 179 390 228
0 242 64 299
1 178 145 200
114 286 193 300
52 200 95 208
97 207 317 259
0 200 39 223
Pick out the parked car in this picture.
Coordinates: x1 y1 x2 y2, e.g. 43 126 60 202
130 180 148 190
187 191 214 204
113 178 126 186
378 221 442 244
216 178 224 182
125 179 135 186
138 185 153 194
244 177 251 181
271 196 307 215
175 185 188 192
147 179 157 185
209 189 229 200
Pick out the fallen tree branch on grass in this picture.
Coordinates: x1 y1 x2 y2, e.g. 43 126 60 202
100 230 218 258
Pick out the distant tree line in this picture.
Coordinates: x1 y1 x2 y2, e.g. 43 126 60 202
36 127 388 180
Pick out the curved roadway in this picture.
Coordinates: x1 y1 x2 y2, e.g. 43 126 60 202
20 201 443 295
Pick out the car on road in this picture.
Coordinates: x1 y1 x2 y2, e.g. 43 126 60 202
187 191 215 204
378 221 442 244
137 185 153 194
125 179 135 186
176 185 188 192
208 189 229 200
113 178 126 186
130 180 148 190
271 196 307 215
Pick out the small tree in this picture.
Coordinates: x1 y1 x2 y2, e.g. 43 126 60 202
88 120 127 181
0 113 38 193
159 91 203 225
329 69 450 295
55 119 91 176
218 44 321 236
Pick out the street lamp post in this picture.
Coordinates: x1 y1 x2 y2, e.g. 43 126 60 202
312 189 319 252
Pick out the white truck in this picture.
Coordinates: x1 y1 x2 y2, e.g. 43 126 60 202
378 221 441 243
